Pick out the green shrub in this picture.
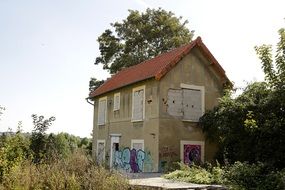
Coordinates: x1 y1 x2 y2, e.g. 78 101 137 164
164 162 225 184
164 161 285 190
225 162 285 190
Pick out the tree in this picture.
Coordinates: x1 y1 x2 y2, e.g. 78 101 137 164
200 25 285 169
30 114 55 163
255 28 285 89
89 78 105 93
95 8 194 74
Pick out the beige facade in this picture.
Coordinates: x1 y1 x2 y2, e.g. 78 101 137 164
92 46 227 173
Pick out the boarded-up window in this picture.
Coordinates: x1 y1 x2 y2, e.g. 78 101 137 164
167 89 183 117
97 140 105 164
132 87 144 121
114 93 120 111
182 89 202 121
98 98 107 125
167 87 203 122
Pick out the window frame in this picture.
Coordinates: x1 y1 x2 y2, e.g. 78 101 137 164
180 140 205 163
131 139 144 151
180 83 205 122
131 85 145 122
97 96 107 125
96 139 106 162
113 92 120 111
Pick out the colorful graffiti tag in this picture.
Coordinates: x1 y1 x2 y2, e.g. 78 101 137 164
113 148 153 173
183 144 201 165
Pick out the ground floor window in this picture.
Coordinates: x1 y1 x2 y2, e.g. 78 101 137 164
96 140 105 164
131 139 144 151
180 140 204 165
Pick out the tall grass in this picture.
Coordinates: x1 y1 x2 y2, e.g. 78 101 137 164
0 150 129 190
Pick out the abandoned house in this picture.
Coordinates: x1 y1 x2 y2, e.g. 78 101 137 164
88 36 230 173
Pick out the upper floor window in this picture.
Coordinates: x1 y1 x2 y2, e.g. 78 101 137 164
132 86 145 122
167 84 204 122
113 93 120 111
98 97 107 125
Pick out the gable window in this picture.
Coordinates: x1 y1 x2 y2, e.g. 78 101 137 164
132 86 145 122
167 84 204 122
113 93 120 111
98 97 107 125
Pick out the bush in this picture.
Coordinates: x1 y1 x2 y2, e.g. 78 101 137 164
224 162 285 190
164 162 285 190
164 162 225 184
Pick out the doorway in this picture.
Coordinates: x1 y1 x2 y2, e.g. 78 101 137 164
110 134 120 168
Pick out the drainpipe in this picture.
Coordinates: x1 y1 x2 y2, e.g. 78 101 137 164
86 97 94 106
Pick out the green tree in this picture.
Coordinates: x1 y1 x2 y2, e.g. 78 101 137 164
89 78 105 93
30 114 55 163
95 8 194 74
201 25 285 169
0 127 31 181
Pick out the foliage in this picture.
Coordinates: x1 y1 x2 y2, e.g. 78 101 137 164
0 150 129 190
255 28 285 89
95 8 194 74
30 114 56 163
200 25 285 169
164 162 225 185
164 162 285 190
89 8 194 93
0 132 31 181
89 78 105 93
0 113 121 189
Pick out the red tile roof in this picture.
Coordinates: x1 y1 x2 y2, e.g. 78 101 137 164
89 36 229 98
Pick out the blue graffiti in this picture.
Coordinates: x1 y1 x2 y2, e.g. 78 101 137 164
113 148 147 173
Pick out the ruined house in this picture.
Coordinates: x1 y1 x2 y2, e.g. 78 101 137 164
88 36 230 173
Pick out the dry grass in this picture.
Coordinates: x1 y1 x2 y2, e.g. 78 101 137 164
0 150 129 190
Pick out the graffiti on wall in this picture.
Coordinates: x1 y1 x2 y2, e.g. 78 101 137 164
113 148 153 173
159 146 178 159
183 144 201 165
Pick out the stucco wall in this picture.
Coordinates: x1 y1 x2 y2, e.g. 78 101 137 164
92 79 160 172
158 47 224 170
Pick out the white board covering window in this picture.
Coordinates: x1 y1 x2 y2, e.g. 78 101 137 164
167 89 183 117
114 93 120 111
132 86 145 121
98 97 107 125
182 89 202 121
167 84 204 122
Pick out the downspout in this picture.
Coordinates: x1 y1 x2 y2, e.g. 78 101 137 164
86 97 94 106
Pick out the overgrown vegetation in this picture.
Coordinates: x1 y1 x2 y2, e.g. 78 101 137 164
0 114 129 190
165 23 285 189
200 25 285 169
164 162 285 190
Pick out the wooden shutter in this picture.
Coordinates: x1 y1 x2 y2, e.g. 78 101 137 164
98 99 106 125
132 89 144 121
182 89 202 121
167 89 183 117
114 93 120 110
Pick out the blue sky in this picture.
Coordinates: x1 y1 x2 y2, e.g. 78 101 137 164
0 0 284 137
